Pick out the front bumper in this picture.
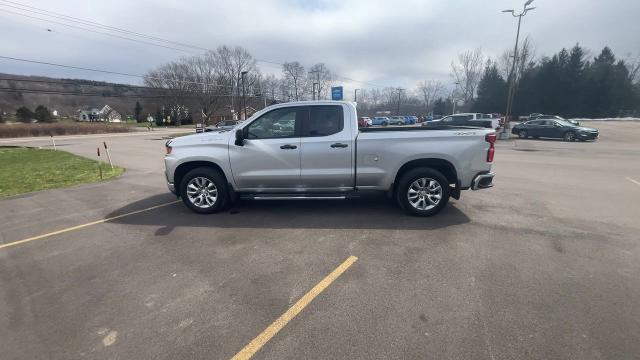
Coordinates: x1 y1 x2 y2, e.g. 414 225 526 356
577 131 598 140
471 172 495 190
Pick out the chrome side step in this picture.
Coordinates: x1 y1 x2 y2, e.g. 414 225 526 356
243 195 347 200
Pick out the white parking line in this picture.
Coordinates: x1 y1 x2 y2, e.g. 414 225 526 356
626 177 640 186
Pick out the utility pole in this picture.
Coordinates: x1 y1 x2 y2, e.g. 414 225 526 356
501 0 536 139
396 88 404 116
241 71 248 120
354 88 360 102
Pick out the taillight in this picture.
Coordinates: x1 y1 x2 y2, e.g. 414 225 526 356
485 133 496 162
165 140 172 155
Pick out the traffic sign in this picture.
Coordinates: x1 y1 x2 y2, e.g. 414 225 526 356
331 86 343 100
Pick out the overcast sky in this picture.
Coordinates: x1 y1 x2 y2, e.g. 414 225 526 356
1 0 639 97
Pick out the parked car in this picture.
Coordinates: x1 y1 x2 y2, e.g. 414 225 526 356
358 117 372 127
404 116 418 124
511 119 598 141
422 114 493 129
164 101 496 217
215 120 238 129
389 116 406 125
372 116 389 126
530 114 580 126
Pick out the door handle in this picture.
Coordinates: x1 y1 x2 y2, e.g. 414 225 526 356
330 143 348 148
280 144 297 150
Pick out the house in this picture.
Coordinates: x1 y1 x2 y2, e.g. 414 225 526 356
77 108 100 121
77 105 122 122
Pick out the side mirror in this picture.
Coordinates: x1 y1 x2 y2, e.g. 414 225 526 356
234 129 244 146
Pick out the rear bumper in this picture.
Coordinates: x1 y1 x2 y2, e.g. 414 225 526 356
471 172 495 190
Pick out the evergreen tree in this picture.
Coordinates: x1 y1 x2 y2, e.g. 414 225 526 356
34 105 53 122
473 63 507 113
134 101 143 122
15 106 33 122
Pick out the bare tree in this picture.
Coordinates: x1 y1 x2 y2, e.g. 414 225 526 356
144 57 194 125
417 80 444 112
450 48 484 104
498 36 536 84
188 52 231 125
261 74 281 102
308 63 333 99
282 61 306 101
381 87 398 106
214 45 258 117
369 88 382 108
625 51 640 84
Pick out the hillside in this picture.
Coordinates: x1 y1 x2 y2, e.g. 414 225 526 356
0 73 193 119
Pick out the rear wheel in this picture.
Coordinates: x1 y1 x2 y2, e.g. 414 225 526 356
396 167 450 216
180 167 228 214
518 130 528 139
563 131 576 142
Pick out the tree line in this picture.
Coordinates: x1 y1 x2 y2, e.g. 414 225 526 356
474 44 640 118
143 45 334 124
143 42 640 122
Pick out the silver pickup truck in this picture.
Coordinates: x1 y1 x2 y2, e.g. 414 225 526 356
164 101 495 216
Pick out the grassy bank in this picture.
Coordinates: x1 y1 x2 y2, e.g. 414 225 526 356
0 148 124 197
0 123 132 138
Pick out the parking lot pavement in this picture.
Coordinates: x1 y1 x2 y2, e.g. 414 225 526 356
1 122 639 359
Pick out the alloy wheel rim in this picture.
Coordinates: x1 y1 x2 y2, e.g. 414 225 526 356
186 177 218 208
407 177 442 211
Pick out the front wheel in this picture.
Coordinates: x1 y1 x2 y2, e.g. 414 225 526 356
180 167 228 214
396 167 450 216
563 131 576 142
518 130 528 139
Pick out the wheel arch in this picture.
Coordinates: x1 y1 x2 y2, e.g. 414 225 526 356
174 160 227 197
392 158 458 197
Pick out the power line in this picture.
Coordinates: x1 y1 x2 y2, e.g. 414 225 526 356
0 0 208 51
0 8 200 54
0 87 264 99
0 55 235 88
0 0 386 88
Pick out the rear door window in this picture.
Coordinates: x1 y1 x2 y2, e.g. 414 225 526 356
302 105 344 137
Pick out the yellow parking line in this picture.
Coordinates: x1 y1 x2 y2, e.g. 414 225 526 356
0 200 180 250
626 177 640 186
231 255 358 360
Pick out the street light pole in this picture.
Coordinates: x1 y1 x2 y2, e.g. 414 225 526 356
309 70 320 100
501 0 536 139
396 88 404 116
241 71 248 120
451 81 459 115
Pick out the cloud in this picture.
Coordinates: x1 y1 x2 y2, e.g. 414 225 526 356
1 0 638 94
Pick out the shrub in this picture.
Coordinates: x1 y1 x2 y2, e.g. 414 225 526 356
15 106 34 123
34 105 54 122
0 122 132 138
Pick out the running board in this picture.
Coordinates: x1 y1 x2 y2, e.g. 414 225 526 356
244 195 347 200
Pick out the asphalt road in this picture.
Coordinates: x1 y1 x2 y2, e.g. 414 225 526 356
1 122 639 360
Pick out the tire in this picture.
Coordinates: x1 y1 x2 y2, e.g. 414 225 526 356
383 121 388 127
563 131 576 142
179 167 228 214
518 130 528 139
396 167 451 217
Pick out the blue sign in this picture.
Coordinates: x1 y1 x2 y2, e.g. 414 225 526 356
331 86 343 101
